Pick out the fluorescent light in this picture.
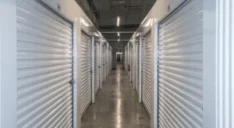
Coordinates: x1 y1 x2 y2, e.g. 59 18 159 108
117 16 120 27
118 38 120 42
81 18 89 26
117 32 120 36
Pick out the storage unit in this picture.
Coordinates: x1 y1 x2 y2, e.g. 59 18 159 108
104 44 107 80
158 0 203 127
135 41 140 94
130 43 134 82
142 32 153 116
80 32 92 116
101 44 105 83
17 0 73 127
132 42 136 87
95 42 101 93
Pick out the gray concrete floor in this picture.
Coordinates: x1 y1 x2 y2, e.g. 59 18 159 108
81 64 150 128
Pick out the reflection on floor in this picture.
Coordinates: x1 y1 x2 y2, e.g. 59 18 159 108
81 65 150 128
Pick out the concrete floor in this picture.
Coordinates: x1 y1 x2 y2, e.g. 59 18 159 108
81 64 150 128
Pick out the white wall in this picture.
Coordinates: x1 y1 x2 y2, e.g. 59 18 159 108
0 13 1 128
203 0 234 128
0 0 17 128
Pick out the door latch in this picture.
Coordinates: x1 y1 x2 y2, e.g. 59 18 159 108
69 80 75 85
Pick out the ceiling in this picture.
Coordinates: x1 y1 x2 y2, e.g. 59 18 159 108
76 0 156 51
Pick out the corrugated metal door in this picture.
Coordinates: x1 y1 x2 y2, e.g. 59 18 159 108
102 45 105 82
104 46 107 79
95 42 100 93
101 45 103 83
133 43 136 88
130 44 134 83
135 41 139 94
142 32 153 116
158 0 203 127
17 0 73 127
80 32 92 116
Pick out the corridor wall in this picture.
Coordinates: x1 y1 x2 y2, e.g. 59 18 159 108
127 0 234 128
0 0 112 128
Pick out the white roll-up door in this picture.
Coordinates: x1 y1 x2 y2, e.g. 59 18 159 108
130 44 134 83
158 0 203 128
80 32 92 116
17 0 73 128
95 42 100 93
132 43 136 88
142 32 153 116
102 45 105 83
135 41 139 94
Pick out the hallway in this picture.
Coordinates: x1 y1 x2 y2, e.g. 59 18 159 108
81 65 150 128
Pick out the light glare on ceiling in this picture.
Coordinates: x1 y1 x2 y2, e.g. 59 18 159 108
94 32 99 37
117 32 120 36
81 18 89 26
144 19 152 27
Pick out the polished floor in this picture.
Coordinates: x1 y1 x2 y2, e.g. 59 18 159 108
81 64 150 128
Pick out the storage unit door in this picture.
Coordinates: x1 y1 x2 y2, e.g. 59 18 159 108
133 44 136 88
135 42 139 94
95 43 100 93
158 0 203 128
102 46 105 82
131 45 134 82
80 32 92 116
142 32 153 116
141 41 145 100
17 1 73 128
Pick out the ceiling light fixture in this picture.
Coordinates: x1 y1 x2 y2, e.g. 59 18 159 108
117 16 120 27
118 38 120 42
